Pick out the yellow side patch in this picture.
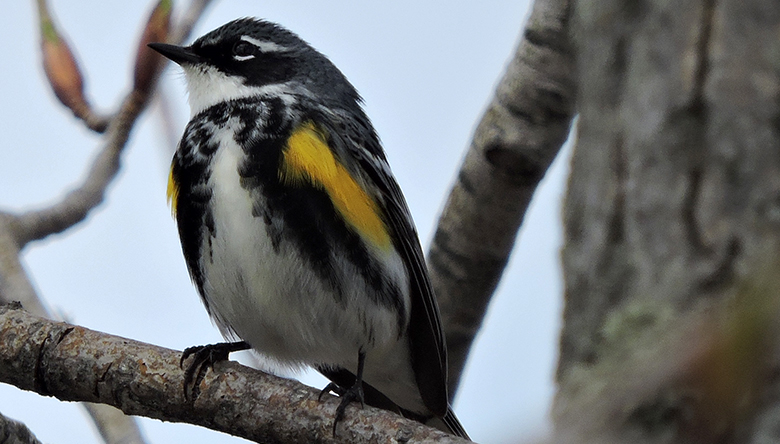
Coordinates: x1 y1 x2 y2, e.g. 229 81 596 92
167 164 179 218
280 122 391 250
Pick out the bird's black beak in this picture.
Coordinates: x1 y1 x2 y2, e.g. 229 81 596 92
148 43 201 65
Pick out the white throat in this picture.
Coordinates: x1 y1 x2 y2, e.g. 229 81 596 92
182 64 265 117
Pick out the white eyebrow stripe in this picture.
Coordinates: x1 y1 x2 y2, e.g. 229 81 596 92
240 35 292 53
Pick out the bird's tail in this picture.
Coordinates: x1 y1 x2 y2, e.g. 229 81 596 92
317 366 470 439
424 406 470 440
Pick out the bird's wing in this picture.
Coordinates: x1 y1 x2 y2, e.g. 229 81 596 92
323 110 449 416
375 167 448 416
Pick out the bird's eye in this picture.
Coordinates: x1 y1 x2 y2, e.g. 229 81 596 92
232 41 255 59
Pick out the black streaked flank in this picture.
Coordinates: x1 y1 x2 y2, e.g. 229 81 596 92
237 118 405 318
171 138 214 312
175 96 405 320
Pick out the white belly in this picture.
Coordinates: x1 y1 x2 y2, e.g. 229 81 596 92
199 135 406 370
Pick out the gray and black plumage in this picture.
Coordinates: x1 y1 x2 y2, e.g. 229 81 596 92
149 18 468 438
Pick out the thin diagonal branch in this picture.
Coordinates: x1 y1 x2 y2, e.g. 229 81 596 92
10 0 214 249
0 0 213 330
12 90 149 246
0 304 470 444
0 215 46 315
169 0 213 44
429 0 576 395
0 3 216 444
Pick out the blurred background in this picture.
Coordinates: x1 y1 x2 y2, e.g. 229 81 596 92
0 1 571 442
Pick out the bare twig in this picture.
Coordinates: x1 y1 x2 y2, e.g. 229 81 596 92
35 0 110 133
151 0 217 157
169 0 214 44
0 304 471 444
0 3 217 443
11 0 214 249
133 0 173 95
12 90 148 247
428 0 576 395
0 214 46 314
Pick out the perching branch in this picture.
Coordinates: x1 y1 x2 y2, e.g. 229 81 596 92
428 0 576 395
0 303 470 444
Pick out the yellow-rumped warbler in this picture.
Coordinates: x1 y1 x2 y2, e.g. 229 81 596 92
149 18 468 438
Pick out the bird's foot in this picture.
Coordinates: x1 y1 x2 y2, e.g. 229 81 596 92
180 341 250 401
321 380 364 437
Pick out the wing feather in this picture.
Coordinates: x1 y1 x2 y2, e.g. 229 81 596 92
317 109 449 416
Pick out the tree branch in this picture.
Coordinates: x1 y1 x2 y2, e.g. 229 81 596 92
0 411 43 444
428 0 576 395
0 303 471 444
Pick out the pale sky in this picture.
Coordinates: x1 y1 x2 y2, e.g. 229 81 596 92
0 1 570 442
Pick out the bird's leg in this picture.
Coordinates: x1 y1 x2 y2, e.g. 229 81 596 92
322 350 366 436
180 340 251 401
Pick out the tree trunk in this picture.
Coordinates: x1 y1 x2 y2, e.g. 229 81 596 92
556 0 780 443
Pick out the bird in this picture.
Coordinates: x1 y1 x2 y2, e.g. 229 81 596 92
149 17 468 439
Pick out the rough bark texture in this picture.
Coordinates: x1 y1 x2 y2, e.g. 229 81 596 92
0 412 43 444
0 304 470 444
429 0 576 395
558 0 780 442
